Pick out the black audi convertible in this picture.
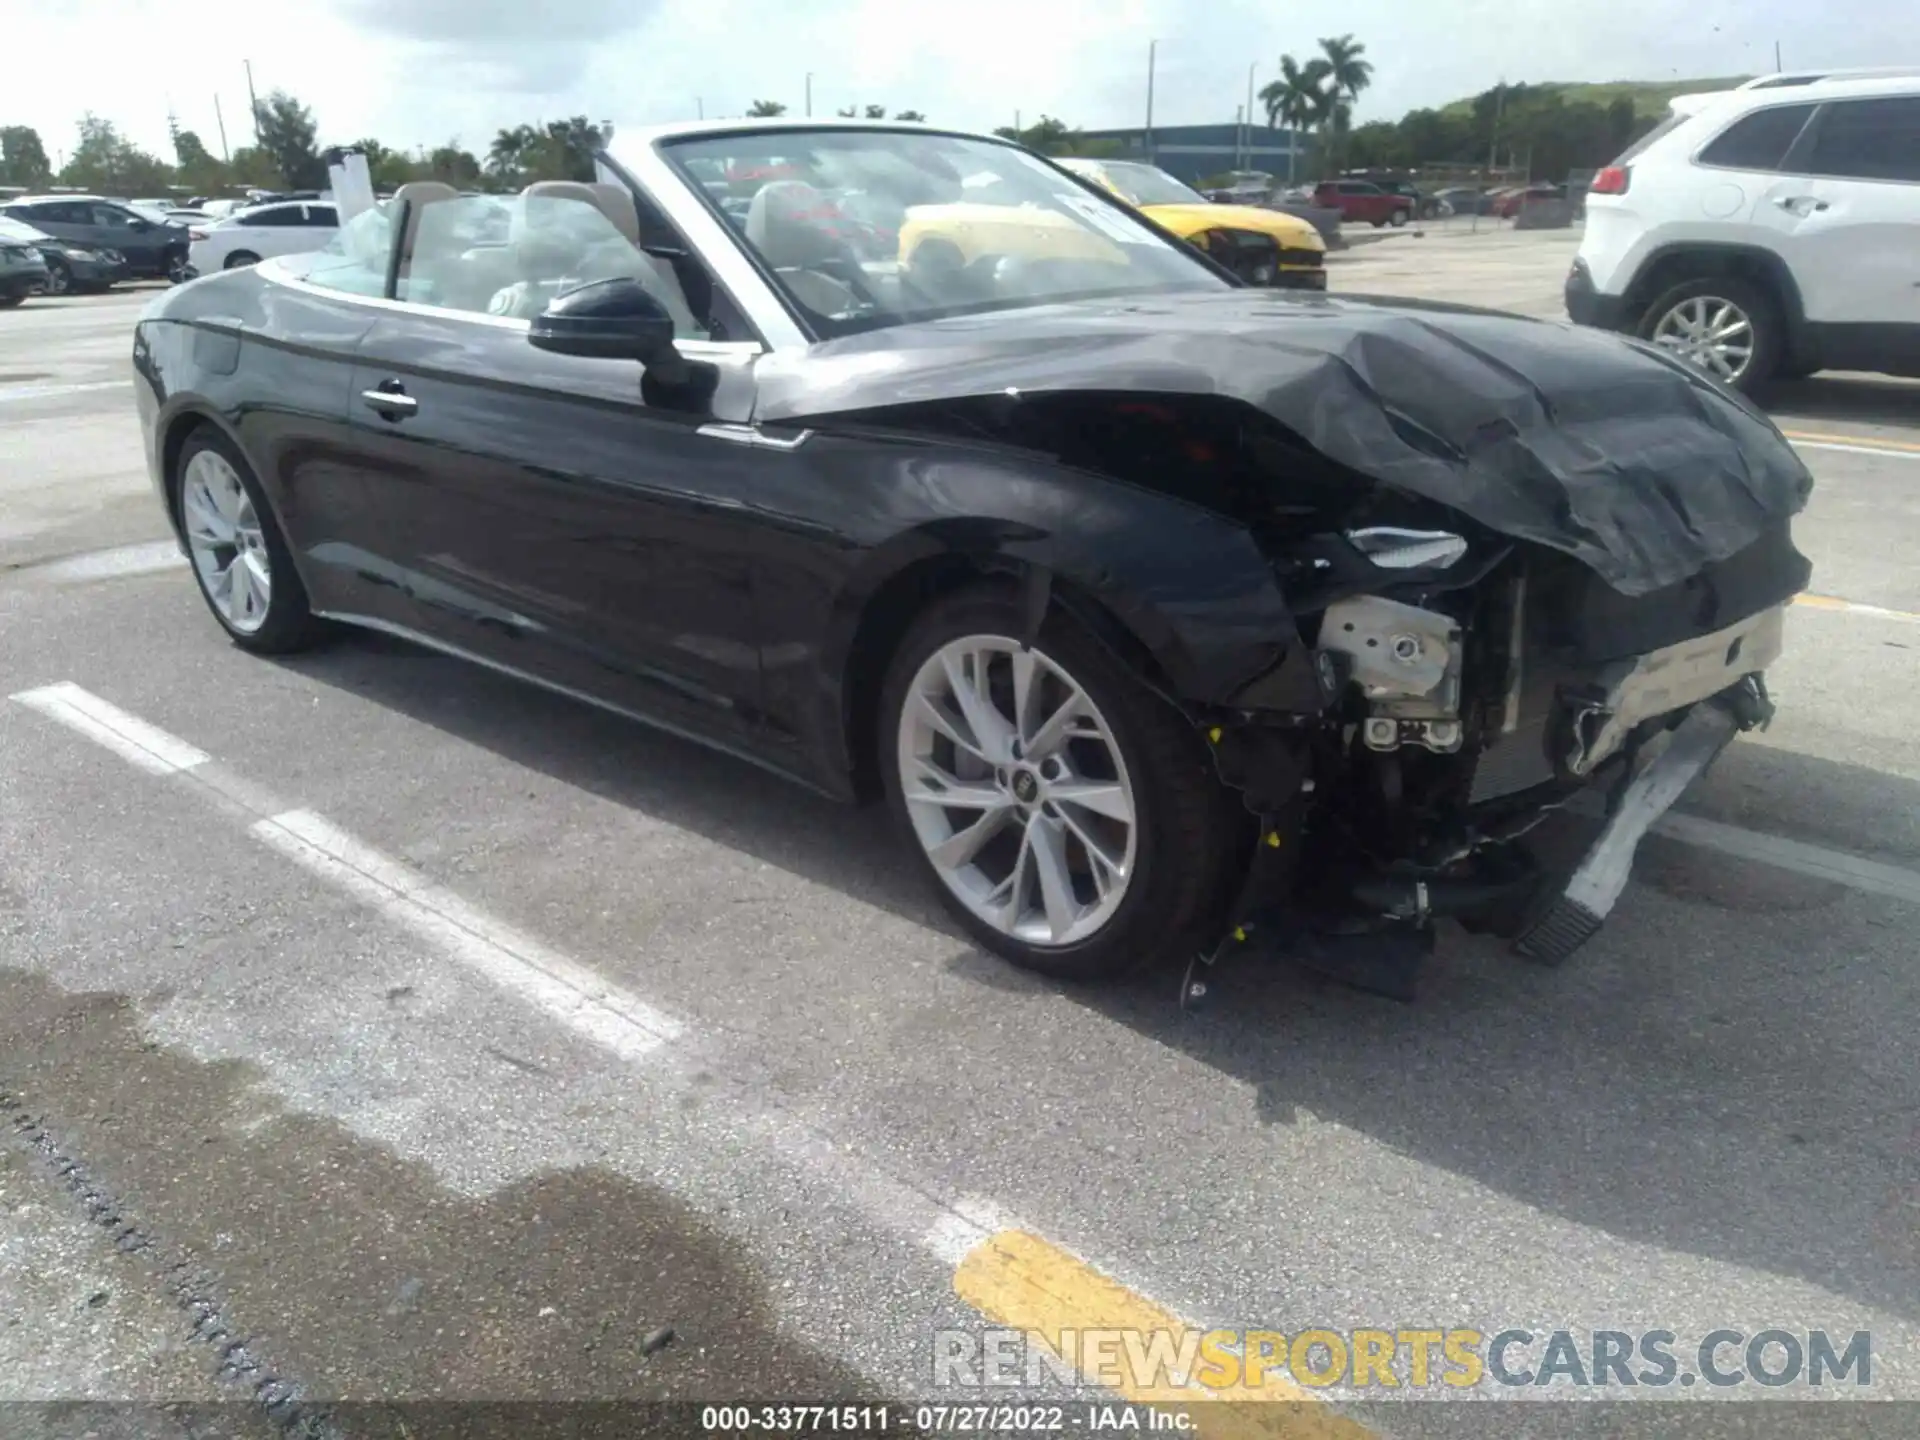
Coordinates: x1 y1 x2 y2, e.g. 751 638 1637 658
131 120 1814 998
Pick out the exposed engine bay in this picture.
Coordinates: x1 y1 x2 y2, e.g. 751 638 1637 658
835 387 1811 997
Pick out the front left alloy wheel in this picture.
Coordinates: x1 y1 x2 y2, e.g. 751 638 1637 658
174 427 326 654
880 585 1241 981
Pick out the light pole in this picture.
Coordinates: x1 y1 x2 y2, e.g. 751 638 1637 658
1244 61 1257 170
805 73 813 117
1144 40 1157 162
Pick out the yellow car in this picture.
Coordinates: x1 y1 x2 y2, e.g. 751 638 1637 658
1057 157 1326 290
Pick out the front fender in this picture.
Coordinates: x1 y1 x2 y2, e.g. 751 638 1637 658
793 436 1303 787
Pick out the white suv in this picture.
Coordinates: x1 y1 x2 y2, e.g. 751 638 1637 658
1566 70 1920 393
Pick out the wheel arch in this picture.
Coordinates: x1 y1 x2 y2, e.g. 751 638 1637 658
827 517 1283 803
1625 242 1810 357
156 404 309 599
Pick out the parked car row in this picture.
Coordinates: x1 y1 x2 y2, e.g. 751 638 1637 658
0 192 343 303
0 193 191 284
0 212 130 303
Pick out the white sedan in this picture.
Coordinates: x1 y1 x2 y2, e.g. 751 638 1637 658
188 201 340 273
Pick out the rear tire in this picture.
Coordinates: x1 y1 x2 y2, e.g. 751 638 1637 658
172 426 328 655
0 294 22 309
878 583 1243 982
224 250 261 270
1637 274 1783 394
1390 208 1409 227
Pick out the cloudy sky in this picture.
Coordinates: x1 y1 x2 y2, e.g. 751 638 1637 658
4 0 1910 163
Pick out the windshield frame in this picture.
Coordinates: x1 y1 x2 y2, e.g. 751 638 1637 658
653 123 1237 343
1094 159 1209 207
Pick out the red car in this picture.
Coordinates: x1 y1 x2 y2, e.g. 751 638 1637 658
1491 183 1565 219
1311 179 1413 228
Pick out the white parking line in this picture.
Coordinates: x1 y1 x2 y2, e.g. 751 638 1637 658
252 807 685 1061
1790 439 1920 463
29 540 186 584
0 380 134 403
11 681 210 776
1654 811 1920 907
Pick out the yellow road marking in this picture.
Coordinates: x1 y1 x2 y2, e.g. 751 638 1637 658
1781 428 1920 455
953 1230 1379 1439
1794 592 1920 624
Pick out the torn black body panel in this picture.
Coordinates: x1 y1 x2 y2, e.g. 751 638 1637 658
750 289 1815 598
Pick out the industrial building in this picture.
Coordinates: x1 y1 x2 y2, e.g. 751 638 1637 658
1073 122 1308 186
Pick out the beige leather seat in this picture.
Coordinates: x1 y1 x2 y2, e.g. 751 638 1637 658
511 180 698 333
745 181 857 318
390 181 459 299
481 182 698 333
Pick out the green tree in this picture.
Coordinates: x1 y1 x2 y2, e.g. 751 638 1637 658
0 125 54 188
864 104 887 119
253 89 327 189
991 116 1117 158
58 114 173 194
1259 55 1332 182
424 143 482 188
1315 34 1373 175
836 105 858 118
171 128 227 192
226 146 284 189
894 110 927 122
746 100 787 117
482 117 606 185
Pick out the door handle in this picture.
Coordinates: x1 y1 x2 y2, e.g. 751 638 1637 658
360 385 418 418
1772 195 1829 215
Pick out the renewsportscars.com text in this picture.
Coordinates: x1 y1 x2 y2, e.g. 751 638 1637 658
932 1327 1873 1391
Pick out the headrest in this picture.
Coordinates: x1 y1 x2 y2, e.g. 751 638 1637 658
391 181 459 214
744 181 847 269
586 182 642 244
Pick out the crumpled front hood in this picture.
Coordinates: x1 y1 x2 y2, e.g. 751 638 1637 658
750 289 1815 596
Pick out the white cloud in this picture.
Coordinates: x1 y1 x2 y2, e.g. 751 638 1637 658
1 0 1909 164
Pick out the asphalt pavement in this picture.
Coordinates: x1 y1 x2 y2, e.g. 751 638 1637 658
2 263 1918 1439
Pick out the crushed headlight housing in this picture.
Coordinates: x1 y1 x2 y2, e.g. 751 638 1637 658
1345 527 1468 570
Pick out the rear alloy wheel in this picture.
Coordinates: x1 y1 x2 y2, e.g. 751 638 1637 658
880 586 1241 981
1639 276 1782 393
175 428 326 654
224 250 261 270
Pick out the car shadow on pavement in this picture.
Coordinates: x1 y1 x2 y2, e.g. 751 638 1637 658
0 965 904 1433
1765 373 1920 430
279 637 1920 1326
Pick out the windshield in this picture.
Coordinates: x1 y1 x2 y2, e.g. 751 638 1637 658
0 216 51 243
661 128 1227 337
1097 161 1207 207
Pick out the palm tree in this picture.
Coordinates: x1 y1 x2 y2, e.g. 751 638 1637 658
1316 35 1373 175
746 99 788 117
1258 54 1331 183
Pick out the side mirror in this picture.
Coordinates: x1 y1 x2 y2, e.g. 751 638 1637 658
126 216 150 231
529 276 678 366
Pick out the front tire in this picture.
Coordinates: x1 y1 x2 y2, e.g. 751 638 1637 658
879 584 1242 982
1390 207 1409 227
224 250 261 270
1637 275 1782 393
42 258 70 296
173 426 327 655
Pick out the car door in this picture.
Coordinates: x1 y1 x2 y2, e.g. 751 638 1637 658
14 200 90 247
89 202 166 271
337 190 775 745
1748 95 1920 334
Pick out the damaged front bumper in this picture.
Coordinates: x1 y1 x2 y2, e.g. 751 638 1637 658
1512 687 1747 964
1195 585 1790 1000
